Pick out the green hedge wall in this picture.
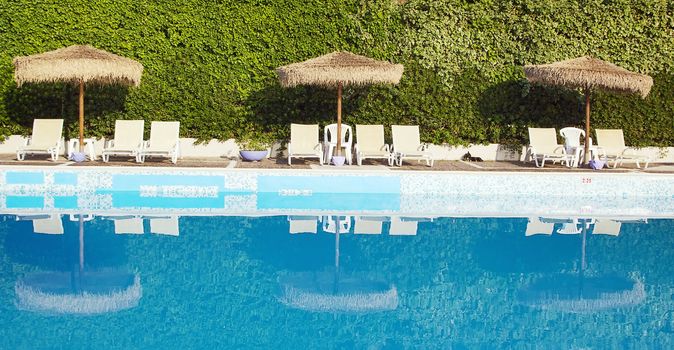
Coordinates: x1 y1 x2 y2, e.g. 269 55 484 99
0 0 672 147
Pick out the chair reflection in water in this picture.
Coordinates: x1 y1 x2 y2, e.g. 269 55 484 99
354 216 386 235
107 215 180 236
288 216 319 234
525 217 553 236
16 214 64 235
112 216 144 235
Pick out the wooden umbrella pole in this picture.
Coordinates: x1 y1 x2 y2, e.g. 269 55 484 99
335 216 340 271
78 80 85 152
79 215 84 273
336 82 343 156
583 87 590 164
581 218 587 271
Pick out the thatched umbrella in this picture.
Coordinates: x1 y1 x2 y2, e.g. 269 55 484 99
13 45 143 153
13 215 141 315
524 56 652 164
518 219 645 313
278 216 398 313
277 51 403 158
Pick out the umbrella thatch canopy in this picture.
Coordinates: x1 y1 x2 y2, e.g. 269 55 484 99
13 45 143 153
277 52 403 159
524 56 652 164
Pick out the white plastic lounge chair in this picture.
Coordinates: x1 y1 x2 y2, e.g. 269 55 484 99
149 216 179 236
391 125 433 167
288 216 318 234
559 127 586 167
102 120 145 163
595 129 650 169
527 128 572 168
137 121 180 164
354 125 393 166
593 219 621 236
33 215 64 235
17 119 64 161
525 217 553 236
354 216 386 235
389 217 418 236
114 217 144 235
288 124 323 165
322 215 351 234
323 123 353 165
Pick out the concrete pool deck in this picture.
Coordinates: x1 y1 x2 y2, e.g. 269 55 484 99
1 154 673 174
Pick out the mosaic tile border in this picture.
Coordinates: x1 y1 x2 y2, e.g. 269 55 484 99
0 167 671 218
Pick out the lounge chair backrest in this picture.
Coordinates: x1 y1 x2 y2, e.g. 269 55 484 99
392 125 421 153
356 125 385 152
290 124 319 153
114 120 144 149
595 129 626 153
149 121 180 149
528 128 560 154
559 127 585 148
30 119 63 148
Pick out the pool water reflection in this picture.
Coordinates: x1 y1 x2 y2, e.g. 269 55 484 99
1 214 673 348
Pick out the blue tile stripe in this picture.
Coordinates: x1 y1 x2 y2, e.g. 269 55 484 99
54 173 78 186
258 175 400 194
6 172 44 185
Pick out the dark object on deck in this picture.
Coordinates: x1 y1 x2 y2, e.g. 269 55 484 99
462 152 483 162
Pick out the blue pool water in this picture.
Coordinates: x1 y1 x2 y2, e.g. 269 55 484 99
1 213 674 349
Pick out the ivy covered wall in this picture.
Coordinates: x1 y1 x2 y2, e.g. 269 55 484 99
0 0 672 146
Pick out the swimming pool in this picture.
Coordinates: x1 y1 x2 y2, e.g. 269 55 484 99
0 166 673 348
1 214 673 348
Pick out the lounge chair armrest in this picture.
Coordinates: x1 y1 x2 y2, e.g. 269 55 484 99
621 147 640 156
594 146 608 158
383 144 390 152
554 145 567 154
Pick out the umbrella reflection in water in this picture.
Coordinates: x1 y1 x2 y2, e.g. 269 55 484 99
278 215 398 313
518 218 646 313
14 214 141 315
